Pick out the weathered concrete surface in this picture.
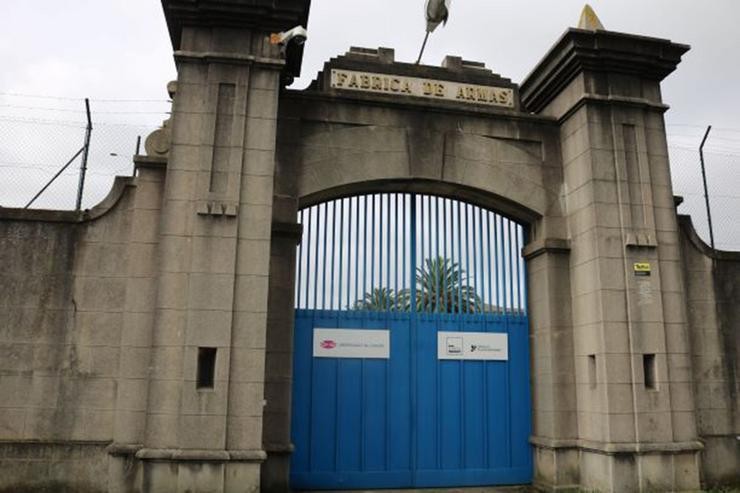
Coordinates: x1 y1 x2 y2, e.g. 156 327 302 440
0 176 143 493
679 215 740 488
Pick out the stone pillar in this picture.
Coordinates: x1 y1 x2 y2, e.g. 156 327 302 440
138 2 310 491
108 155 167 493
524 237 580 490
521 29 702 491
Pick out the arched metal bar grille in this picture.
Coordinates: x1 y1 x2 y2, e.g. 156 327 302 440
295 193 527 316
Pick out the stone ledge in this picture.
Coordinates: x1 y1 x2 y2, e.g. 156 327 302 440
174 50 285 69
559 93 670 125
531 435 704 455
134 447 267 462
263 442 295 454
134 154 168 172
106 442 143 457
522 238 571 260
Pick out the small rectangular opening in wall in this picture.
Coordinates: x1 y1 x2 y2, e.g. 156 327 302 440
197 347 217 389
643 353 657 390
588 355 597 389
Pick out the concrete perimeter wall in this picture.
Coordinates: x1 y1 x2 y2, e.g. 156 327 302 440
0 167 165 493
679 215 740 487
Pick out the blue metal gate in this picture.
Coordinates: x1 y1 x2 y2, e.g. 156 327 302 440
291 193 531 490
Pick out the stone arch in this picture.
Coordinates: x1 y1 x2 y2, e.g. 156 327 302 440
293 125 561 226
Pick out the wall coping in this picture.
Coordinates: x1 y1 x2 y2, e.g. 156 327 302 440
0 176 135 224
679 214 740 260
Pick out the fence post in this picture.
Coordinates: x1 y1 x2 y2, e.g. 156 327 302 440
699 125 715 249
75 98 93 211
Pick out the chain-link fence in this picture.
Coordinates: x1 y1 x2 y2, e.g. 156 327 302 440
0 94 167 210
0 116 159 210
670 145 740 251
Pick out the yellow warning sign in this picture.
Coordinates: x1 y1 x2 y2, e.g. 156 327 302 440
634 262 651 276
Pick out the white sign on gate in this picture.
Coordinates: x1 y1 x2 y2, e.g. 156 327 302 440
313 328 390 359
437 331 508 361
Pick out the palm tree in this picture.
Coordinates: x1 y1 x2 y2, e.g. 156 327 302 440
351 287 405 311
352 257 481 313
406 256 481 313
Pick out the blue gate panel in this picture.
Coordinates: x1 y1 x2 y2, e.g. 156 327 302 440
292 311 531 490
336 359 362 472
509 317 532 469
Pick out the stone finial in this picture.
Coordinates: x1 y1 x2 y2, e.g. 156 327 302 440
578 4 605 30
166 80 177 99
144 81 176 158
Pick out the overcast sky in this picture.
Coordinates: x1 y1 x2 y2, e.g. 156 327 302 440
2 0 739 146
1 0 738 245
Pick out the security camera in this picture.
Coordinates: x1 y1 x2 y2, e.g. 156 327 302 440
270 26 308 48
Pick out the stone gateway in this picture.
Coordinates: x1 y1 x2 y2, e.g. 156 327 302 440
0 1 738 492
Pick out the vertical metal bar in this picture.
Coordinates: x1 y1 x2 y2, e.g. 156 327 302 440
497 215 505 314
354 196 360 309
297 209 304 309
470 205 476 313
456 200 463 314
442 198 449 313
477 207 486 313
449 199 456 313
699 125 715 249
426 196 432 313
379 194 385 309
465 204 472 314
410 194 417 314
419 195 425 313
406 194 410 308
502 217 509 313
363 196 369 310
517 226 523 313
329 201 336 310
470 205 476 314
313 205 320 310
322 202 330 310
373 193 385 308
522 227 530 314
386 194 391 311
395 194 399 310
338 199 345 311
434 196 440 313
346 198 352 310
486 211 493 314
402 195 407 307
508 219 515 314
135 135 142 155
75 98 92 211
371 194 376 306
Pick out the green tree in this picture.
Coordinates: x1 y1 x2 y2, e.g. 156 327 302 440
351 287 405 311
406 256 481 313
352 257 481 313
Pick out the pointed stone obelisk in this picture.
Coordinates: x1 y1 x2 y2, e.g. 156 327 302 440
578 4 605 30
